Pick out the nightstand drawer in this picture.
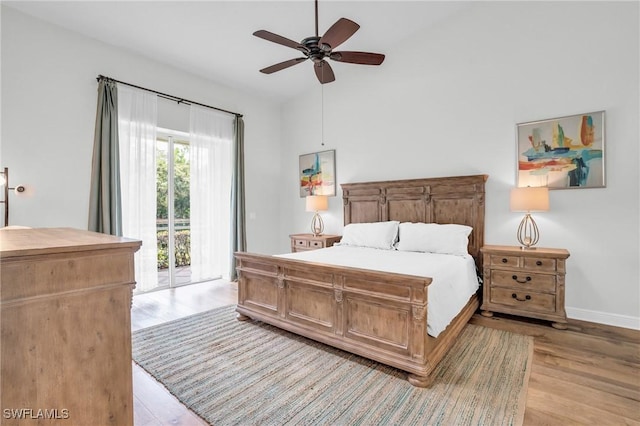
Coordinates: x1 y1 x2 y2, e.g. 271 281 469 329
290 234 342 253
309 240 324 249
490 270 556 293
294 239 309 249
490 287 556 314
489 254 520 268
523 257 557 272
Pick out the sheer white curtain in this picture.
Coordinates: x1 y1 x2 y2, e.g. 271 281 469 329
118 85 159 293
189 105 234 281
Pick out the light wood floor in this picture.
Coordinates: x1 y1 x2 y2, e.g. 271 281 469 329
131 280 640 426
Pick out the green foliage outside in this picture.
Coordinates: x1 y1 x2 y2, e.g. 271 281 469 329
156 144 190 220
157 230 191 269
157 143 191 270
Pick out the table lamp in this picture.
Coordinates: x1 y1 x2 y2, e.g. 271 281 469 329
306 195 328 236
510 186 549 249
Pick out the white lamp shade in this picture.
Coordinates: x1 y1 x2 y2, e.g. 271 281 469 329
510 187 549 212
306 195 328 212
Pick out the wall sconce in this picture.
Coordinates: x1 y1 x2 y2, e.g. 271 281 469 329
0 167 26 227
305 195 328 236
510 186 549 250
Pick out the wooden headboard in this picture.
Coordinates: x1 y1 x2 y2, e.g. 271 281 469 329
341 174 487 264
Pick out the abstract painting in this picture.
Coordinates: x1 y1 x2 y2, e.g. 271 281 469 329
299 149 336 197
516 111 605 189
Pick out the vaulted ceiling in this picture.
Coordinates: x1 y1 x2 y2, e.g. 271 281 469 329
5 1 469 103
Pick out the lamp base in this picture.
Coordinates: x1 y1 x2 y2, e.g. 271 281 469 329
311 212 324 237
516 213 540 249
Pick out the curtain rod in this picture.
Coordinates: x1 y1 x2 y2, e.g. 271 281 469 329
96 75 243 118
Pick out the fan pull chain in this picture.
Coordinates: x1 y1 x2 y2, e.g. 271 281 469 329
321 79 325 146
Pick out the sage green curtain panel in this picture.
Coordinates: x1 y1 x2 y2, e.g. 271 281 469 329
230 116 246 281
88 79 122 236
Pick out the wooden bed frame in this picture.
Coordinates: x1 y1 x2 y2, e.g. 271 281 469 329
235 174 487 387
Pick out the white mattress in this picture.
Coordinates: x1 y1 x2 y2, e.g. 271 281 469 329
277 245 479 338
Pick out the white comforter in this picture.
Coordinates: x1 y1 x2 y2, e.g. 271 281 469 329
277 245 479 338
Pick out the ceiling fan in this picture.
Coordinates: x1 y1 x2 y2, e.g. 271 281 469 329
253 0 385 84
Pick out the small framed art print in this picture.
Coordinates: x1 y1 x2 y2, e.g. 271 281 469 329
299 149 336 197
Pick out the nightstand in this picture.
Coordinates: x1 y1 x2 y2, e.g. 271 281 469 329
290 233 341 253
480 245 570 329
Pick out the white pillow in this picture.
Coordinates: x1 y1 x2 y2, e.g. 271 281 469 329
339 221 399 250
396 222 472 256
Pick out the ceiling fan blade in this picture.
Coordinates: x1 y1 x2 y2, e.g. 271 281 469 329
330 51 385 65
314 60 335 84
260 58 308 74
253 30 307 52
319 18 360 52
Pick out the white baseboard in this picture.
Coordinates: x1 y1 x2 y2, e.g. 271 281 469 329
567 307 640 330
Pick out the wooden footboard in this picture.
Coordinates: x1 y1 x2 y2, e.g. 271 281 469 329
235 251 479 386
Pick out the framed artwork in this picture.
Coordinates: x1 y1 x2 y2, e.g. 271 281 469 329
516 111 605 189
299 149 336 197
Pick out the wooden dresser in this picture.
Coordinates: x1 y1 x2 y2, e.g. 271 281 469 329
480 244 570 329
0 228 141 425
289 233 341 252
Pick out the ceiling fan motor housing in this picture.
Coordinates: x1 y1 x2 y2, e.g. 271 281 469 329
302 36 325 63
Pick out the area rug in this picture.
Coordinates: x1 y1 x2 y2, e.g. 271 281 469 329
132 305 532 426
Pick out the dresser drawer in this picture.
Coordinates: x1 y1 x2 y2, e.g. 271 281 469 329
490 287 556 314
294 239 309 249
490 270 556 293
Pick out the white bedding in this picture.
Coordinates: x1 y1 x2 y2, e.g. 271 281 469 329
276 245 479 338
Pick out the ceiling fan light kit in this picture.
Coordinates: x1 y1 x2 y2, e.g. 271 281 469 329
253 0 385 84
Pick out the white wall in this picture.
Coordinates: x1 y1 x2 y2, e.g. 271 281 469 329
280 2 639 329
1 6 282 254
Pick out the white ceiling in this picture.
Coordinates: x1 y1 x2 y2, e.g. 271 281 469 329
5 1 469 103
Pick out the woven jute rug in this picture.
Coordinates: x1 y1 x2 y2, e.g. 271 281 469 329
132 305 532 426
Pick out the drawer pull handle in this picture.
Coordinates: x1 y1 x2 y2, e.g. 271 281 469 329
536 260 542 266
501 258 508 263
512 293 531 302
512 275 531 283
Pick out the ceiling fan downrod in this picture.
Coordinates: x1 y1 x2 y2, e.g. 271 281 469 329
315 0 319 37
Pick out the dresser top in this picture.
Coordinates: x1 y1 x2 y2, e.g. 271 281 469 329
0 227 141 259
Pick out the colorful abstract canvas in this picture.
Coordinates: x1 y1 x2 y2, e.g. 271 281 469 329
516 111 605 189
299 150 336 197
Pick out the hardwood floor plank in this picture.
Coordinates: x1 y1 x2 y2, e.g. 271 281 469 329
529 369 640 420
533 349 640 389
523 406 580 426
133 394 157 426
532 363 640 402
534 331 640 365
526 386 640 426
